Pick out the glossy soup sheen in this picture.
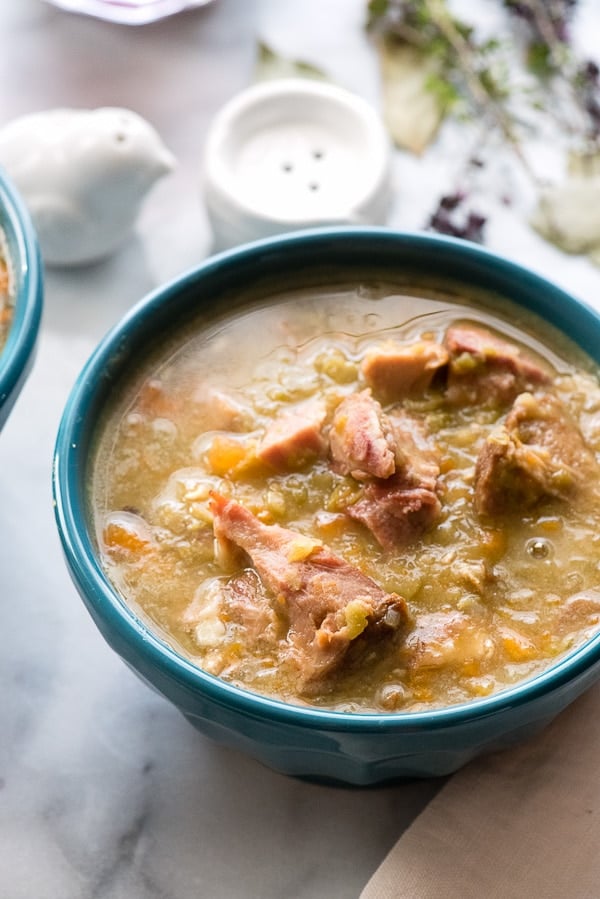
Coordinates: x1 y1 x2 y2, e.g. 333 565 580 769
92 283 600 713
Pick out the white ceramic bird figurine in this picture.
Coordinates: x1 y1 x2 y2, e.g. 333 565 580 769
0 107 175 266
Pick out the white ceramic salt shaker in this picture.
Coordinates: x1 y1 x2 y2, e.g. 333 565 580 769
203 79 393 249
0 107 175 266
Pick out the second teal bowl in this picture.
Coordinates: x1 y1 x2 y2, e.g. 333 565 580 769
0 168 43 429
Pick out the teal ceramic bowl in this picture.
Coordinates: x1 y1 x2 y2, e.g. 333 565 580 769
0 168 43 428
53 228 600 785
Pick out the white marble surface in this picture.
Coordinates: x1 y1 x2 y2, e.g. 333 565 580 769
2 2 600 898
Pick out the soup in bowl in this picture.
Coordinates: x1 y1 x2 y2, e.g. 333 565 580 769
53 229 600 783
0 167 43 429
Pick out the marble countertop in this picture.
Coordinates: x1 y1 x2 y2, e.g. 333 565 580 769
2 2 600 897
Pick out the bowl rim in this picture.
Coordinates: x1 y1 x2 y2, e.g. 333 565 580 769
53 226 600 733
0 168 43 407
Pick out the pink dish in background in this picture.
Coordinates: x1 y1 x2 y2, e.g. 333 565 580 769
43 0 214 25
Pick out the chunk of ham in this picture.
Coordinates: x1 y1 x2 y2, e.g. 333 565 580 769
389 411 441 488
347 477 441 550
257 397 327 471
221 569 283 646
361 340 448 402
329 390 396 480
190 385 255 431
445 323 552 408
345 411 442 549
209 493 408 690
402 611 495 671
183 571 279 647
474 392 599 516
553 589 600 637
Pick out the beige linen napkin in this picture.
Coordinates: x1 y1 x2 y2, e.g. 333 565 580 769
361 682 600 899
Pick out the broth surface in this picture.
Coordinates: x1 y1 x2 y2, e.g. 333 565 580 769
92 283 600 712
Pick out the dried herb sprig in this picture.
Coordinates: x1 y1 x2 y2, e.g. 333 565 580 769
503 0 577 76
367 0 536 178
368 0 600 259
367 0 530 243
504 0 600 141
368 1 518 138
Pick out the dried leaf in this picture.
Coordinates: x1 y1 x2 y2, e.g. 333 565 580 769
254 41 328 83
567 147 600 178
531 150 600 262
377 38 448 155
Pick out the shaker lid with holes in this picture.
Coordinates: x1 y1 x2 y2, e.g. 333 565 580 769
202 78 392 249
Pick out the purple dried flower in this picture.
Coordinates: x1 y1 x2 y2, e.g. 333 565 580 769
427 193 487 243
